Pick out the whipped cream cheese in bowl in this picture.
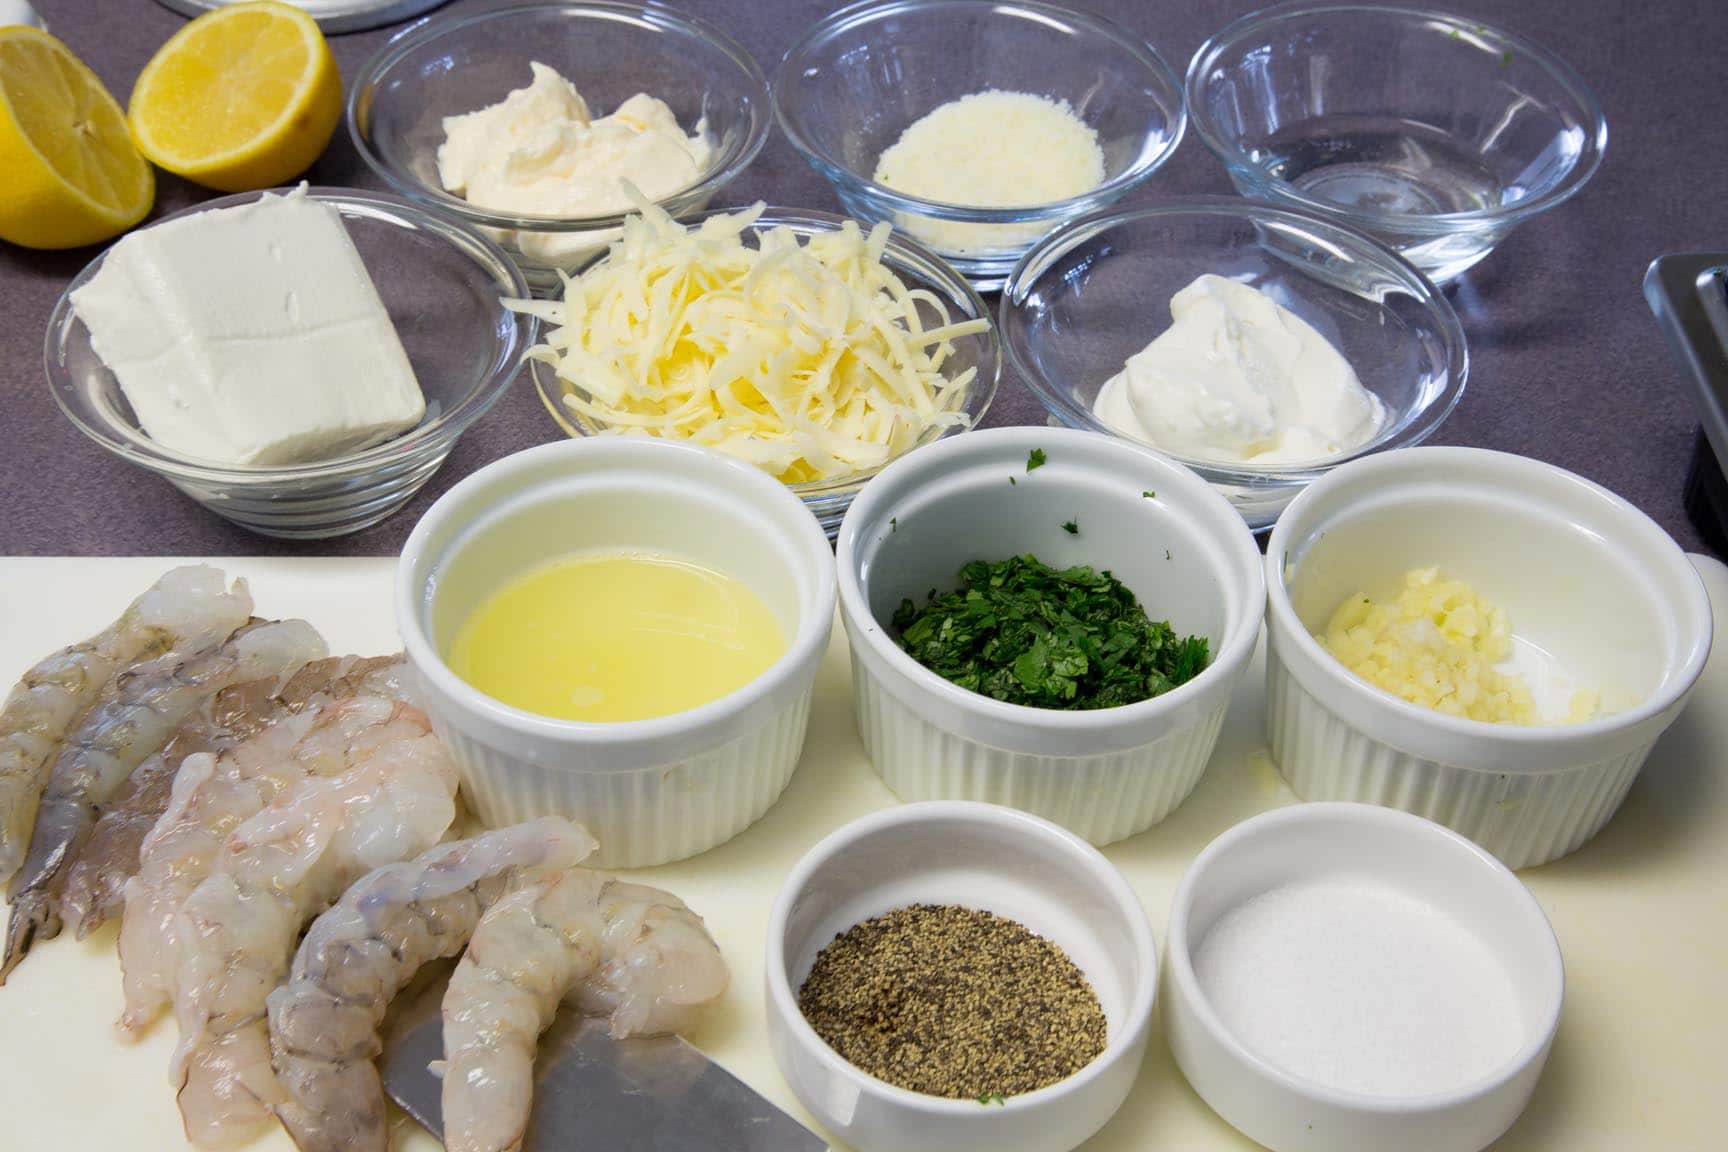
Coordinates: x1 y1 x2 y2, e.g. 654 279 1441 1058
1003 200 1466 532
350 1 771 295
1091 274 1386 467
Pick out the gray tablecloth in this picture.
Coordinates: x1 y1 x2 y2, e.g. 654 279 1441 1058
3 0 1722 556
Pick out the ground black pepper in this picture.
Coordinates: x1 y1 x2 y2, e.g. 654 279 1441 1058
796 904 1108 1100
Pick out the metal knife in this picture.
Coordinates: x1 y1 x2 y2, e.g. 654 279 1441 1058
381 968 830 1151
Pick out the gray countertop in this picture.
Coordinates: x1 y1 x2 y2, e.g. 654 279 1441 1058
3 0 1722 556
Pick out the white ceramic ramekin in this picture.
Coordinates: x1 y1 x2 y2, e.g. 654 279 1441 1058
1164 802 1564 1152
397 438 835 867
764 801 1158 1152
836 426 1265 844
1265 446 1712 868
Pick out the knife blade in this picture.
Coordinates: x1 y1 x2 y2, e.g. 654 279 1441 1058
380 966 829 1152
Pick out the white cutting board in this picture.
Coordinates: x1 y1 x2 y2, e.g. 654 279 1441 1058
1 555 1724 1152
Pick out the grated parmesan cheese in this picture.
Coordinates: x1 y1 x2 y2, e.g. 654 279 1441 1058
872 89 1105 254
874 90 1104 208
511 199 990 483
1319 568 1597 726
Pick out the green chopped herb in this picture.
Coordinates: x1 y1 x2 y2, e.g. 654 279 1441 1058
1142 490 1155 499
890 516 897 531
1165 549 1172 561
1026 448 1047 472
1500 49 1512 65
892 554 1210 710
1062 520 1079 535
1010 475 1017 485
977 1093 1008 1106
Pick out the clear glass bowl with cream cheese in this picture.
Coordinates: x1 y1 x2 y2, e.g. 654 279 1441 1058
1001 199 1467 532
45 188 535 540
349 1 772 296
773 0 1186 293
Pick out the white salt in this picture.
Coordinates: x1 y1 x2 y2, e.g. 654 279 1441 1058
1192 877 1526 1097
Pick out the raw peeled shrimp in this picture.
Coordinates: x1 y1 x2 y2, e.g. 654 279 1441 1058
63 655 401 939
1 618 324 980
0 565 249 885
171 696 460 1148
267 818 597 1152
442 872 728 1152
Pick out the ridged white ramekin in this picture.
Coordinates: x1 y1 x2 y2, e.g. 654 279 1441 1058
398 438 835 867
836 427 1265 845
1265 447 1712 869
766 802 1159 1152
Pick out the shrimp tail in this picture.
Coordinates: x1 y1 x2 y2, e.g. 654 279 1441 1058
0 806 78 982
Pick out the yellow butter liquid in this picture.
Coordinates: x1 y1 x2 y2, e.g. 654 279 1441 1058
448 552 785 723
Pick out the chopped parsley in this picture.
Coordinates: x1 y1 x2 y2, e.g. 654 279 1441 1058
1009 475 1017 485
976 1092 1008 1106
1142 490 1155 499
1062 520 1079 535
892 554 1210 710
1026 448 1047 472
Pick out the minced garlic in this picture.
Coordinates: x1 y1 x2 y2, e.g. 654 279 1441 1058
1319 568 1595 725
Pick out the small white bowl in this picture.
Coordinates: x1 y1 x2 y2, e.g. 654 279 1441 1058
764 801 1157 1152
397 438 835 867
1164 802 1564 1152
836 426 1265 844
1265 446 1713 868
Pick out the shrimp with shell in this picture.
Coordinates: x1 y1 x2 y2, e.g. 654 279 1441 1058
267 818 598 1152
2 616 324 980
0 565 250 887
63 655 402 940
441 871 728 1152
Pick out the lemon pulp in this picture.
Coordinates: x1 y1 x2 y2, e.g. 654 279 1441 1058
449 552 785 723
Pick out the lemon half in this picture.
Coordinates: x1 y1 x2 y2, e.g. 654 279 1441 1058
128 1 341 193
0 27 154 249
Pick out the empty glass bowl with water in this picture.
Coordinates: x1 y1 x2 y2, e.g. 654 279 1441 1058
1185 4 1606 282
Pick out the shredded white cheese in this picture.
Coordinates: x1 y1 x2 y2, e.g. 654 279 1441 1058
512 199 989 484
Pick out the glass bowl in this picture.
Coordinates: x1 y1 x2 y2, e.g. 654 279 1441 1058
45 188 535 541
773 0 1186 292
349 1 772 296
1000 199 1467 532
1186 3 1607 283
529 207 1001 537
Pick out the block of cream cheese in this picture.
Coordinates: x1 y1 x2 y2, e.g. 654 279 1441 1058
70 187 425 466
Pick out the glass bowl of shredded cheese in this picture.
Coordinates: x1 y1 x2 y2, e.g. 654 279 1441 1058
520 202 1000 536
773 0 1186 292
349 1 772 296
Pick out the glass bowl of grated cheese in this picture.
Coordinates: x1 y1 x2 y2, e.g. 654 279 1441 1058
522 203 1001 536
773 0 1187 292
349 1 773 296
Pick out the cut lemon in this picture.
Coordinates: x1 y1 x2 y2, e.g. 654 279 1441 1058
129 1 341 193
0 27 153 249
